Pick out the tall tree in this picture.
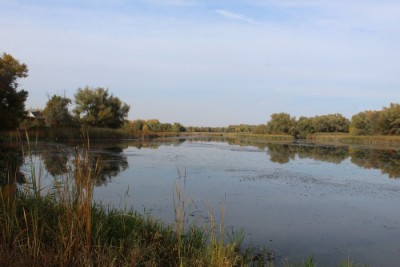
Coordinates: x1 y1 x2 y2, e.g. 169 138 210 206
266 113 296 135
0 53 29 130
312 114 349 133
296 116 315 138
74 87 130 128
379 103 400 135
42 95 73 127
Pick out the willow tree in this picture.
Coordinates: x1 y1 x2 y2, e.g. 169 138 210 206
73 87 130 128
379 103 400 135
266 113 296 135
0 53 29 130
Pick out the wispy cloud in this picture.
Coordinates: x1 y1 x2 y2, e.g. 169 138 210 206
216 9 259 25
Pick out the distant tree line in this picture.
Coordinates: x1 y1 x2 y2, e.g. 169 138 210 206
222 106 400 139
128 119 186 136
262 112 350 138
257 105 400 138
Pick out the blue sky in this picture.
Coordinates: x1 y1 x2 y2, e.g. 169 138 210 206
1 0 399 126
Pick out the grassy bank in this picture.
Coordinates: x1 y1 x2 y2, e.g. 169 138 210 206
308 133 400 147
0 189 247 266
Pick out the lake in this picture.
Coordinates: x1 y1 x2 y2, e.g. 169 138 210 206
21 137 400 266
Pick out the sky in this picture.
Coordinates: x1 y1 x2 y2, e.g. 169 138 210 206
1 0 399 126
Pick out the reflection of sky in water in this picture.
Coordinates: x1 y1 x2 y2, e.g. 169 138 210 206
25 140 400 266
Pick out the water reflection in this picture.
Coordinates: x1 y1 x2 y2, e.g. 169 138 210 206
349 147 400 178
24 142 130 186
264 142 400 178
28 139 188 186
86 146 129 186
0 145 25 200
17 138 400 186
41 144 73 176
266 143 349 164
0 145 25 186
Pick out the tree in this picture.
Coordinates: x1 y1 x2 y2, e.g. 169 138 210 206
252 124 268 134
296 116 315 138
312 114 349 133
146 119 161 132
350 111 380 136
171 122 186 132
266 113 296 135
379 103 400 135
74 87 130 128
350 112 370 135
42 95 73 127
0 53 29 130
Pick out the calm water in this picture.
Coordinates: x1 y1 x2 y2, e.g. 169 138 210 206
21 138 400 266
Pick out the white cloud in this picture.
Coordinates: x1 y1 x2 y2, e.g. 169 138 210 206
215 9 259 25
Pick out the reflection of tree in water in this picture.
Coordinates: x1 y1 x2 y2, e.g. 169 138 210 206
266 142 400 178
0 145 25 201
266 143 348 164
349 148 400 178
226 138 268 150
296 145 348 164
0 145 25 186
85 146 129 186
40 144 73 176
127 139 185 149
35 142 130 186
266 144 296 163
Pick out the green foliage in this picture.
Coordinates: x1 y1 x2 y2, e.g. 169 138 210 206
187 126 225 132
128 119 186 137
265 113 350 138
350 104 400 136
145 119 161 131
225 124 255 133
74 87 130 128
266 113 296 135
378 103 400 135
0 53 29 130
350 110 380 135
312 113 349 133
172 122 186 132
296 116 315 138
252 124 268 134
42 95 73 127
